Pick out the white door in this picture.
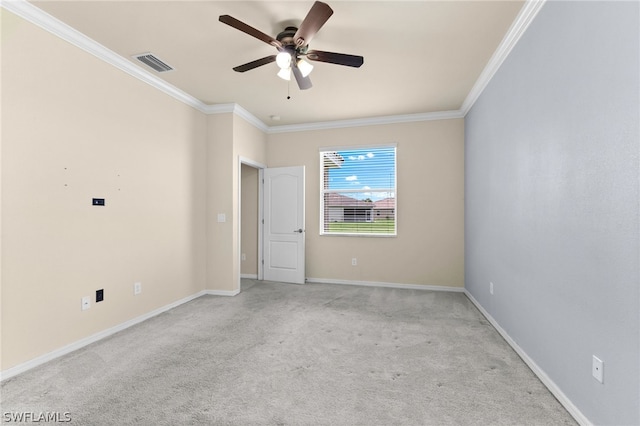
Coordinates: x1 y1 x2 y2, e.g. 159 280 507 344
263 166 305 284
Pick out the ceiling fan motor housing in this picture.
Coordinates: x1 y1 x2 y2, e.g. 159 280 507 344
277 27 310 56
276 27 298 45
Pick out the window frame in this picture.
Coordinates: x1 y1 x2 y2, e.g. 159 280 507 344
319 144 397 237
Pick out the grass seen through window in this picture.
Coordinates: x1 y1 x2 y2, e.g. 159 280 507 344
326 219 395 234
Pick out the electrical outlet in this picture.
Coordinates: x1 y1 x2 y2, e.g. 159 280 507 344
242 253 246 261
592 355 604 383
134 282 142 295
351 258 357 266
81 296 90 311
490 282 494 295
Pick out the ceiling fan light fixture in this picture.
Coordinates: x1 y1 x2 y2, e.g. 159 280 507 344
277 67 292 81
297 58 314 77
276 51 292 69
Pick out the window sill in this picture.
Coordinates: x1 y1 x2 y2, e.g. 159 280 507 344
319 233 397 238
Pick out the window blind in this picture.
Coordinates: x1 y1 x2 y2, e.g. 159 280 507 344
320 145 396 236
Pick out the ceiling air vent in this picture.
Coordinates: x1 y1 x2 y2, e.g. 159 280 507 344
133 53 174 73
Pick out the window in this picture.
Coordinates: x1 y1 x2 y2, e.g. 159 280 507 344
320 145 396 236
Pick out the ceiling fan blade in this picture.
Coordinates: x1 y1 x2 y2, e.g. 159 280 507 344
219 15 282 49
292 64 313 90
293 1 333 47
306 50 364 68
232 55 277 73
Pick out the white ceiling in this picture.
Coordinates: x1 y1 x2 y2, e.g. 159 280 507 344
28 0 526 126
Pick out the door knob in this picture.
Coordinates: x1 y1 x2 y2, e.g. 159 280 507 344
294 229 304 233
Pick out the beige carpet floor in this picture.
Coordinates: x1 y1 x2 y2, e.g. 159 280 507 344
1 279 576 425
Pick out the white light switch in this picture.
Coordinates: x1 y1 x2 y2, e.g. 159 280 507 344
81 296 90 311
217 213 226 223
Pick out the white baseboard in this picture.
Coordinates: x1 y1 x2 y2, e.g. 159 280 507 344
0 290 208 382
463 290 592 426
240 274 258 279
204 288 241 297
306 277 464 293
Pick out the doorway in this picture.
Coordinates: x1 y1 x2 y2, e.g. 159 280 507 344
239 158 265 291
239 159 306 290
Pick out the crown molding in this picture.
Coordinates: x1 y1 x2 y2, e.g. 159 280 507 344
266 110 464 134
202 103 269 132
233 104 270 132
201 103 236 115
3 0 545 132
1 0 209 114
460 0 547 115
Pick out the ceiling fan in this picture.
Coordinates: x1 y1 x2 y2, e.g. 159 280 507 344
219 1 364 90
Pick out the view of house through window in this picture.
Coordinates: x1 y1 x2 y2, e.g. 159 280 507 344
320 145 396 235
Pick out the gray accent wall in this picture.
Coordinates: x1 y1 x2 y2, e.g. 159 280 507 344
465 1 639 425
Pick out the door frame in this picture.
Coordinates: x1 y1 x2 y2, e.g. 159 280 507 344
238 156 266 290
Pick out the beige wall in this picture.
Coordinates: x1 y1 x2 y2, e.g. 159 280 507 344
267 120 464 287
206 113 235 292
1 11 207 370
233 116 266 282
206 113 266 292
241 164 259 276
